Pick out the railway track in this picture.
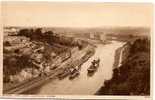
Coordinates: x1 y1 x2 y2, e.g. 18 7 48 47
4 69 60 94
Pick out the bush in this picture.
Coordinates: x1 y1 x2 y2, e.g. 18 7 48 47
18 29 31 37
130 38 150 54
4 41 11 46
3 54 34 80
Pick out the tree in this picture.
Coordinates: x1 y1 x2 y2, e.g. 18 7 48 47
44 31 54 43
18 28 30 37
4 41 11 46
31 28 43 40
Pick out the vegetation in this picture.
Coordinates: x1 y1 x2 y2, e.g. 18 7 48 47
17 28 85 49
3 28 87 84
96 38 150 95
3 41 11 46
3 54 34 83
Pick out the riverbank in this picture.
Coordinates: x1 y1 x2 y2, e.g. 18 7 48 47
95 38 150 95
21 41 124 95
4 43 95 94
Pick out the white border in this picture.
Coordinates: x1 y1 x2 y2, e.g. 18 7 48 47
0 0 154 2
0 0 154 100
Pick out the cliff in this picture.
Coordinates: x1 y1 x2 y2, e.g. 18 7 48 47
96 37 150 95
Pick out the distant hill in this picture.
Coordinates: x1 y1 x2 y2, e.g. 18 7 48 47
4 26 150 37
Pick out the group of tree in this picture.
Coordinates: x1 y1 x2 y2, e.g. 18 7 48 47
17 28 85 49
130 38 150 54
17 28 54 42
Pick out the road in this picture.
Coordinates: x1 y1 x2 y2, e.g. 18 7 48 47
25 40 125 95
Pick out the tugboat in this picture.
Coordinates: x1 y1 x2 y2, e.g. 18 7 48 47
87 59 100 76
69 67 80 80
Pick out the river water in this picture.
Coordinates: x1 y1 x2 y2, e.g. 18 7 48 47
27 41 124 95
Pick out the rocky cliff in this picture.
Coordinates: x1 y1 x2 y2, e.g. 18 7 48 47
96 37 150 95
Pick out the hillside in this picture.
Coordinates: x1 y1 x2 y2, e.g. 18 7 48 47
96 37 150 95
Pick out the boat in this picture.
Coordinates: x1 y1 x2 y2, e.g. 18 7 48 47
87 59 100 74
87 64 98 73
69 68 80 80
87 66 97 73
69 71 80 80
58 69 70 80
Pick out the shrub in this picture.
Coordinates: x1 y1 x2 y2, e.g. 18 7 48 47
4 41 11 46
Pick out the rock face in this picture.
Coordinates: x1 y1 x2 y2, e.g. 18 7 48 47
119 42 132 67
96 38 150 95
112 42 131 69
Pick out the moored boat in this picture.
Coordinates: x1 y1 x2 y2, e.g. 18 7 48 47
58 69 70 80
69 71 80 80
69 68 80 80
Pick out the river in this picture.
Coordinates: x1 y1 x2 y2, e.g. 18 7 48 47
26 40 124 95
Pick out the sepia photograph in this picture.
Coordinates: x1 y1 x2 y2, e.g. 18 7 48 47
1 1 153 98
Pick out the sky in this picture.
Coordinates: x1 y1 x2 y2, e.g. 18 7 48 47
1 2 153 28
